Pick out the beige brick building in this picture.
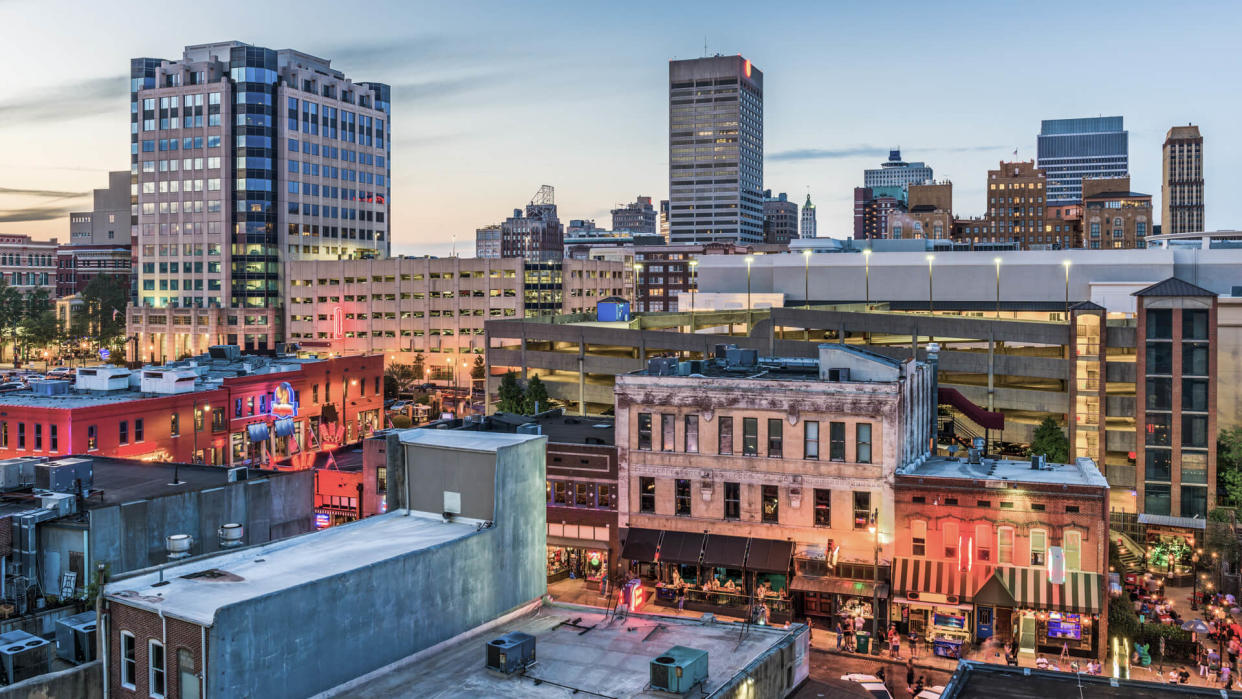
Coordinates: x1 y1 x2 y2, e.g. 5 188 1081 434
1081 176 1153 249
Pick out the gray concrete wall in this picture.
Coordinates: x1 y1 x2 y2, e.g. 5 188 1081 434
88 471 313 576
0 659 101 699
404 443 496 520
206 436 547 699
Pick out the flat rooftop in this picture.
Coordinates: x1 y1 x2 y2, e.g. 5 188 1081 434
943 661 1236 698
900 454 1109 488
105 511 477 626
329 603 799 698
424 411 615 446
87 458 291 508
397 428 541 452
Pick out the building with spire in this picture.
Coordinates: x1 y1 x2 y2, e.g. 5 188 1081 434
800 192 817 239
864 149 932 190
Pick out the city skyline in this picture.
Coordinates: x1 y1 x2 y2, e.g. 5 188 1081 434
1 0 1238 256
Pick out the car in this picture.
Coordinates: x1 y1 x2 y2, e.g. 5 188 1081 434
0 382 24 392
388 401 410 412
839 674 893 699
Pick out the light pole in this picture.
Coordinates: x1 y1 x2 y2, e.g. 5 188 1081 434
802 249 812 310
1062 260 1072 321
994 257 1002 319
688 259 699 331
926 254 935 316
745 256 754 334
863 248 872 307
870 507 880 649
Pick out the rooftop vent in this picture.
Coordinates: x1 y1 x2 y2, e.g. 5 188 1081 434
74 367 131 392
208 345 242 361
218 523 244 548
166 534 193 560
28 380 70 396
724 347 758 367
650 646 709 694
1030 454 1047 470
485 631 536 675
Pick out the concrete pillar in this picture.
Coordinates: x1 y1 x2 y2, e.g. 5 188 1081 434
987 327 995 412
578 333 586 417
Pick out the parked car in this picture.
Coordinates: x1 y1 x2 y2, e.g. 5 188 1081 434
0 382 24 392
839 674 892 699
48 367 74 378
388 401 411 413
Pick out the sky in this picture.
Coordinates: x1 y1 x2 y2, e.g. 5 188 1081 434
0 0 1239 257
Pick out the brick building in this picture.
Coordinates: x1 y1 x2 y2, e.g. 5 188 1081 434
853 186 902 240
985 161 1048 249
1045 203 1083 249
1081 176 1153 249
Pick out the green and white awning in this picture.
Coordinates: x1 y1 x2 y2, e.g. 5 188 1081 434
989 566 1102 614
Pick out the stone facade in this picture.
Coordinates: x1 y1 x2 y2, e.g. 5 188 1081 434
1081 176 1153 250
985 161 1047 249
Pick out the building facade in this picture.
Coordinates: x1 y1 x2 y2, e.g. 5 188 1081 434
864 149 932 190
1037 117 1128 205
611 196 658 235
496 186 563 261
1162 125 1204 235
668 55 764 245
1081 176 1153 249
631 242 751 313
68 170 131 247
853 186 902 240
762 191 798 245
800 193 817 239
985 161 1047 249
0 235 58 295
474 224 501 259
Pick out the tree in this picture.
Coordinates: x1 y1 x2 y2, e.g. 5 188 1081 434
384 362 419 398
497 372 524 414
524 374 549 415
1218 427 1242 506
0 279 22 363
79 274 129 348
1029 416 1069 464
21 310 58 357
471 355 485 381
411 353 426 383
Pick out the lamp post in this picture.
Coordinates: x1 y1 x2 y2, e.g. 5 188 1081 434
870 507 880 648
802 249 812 310
688 259 699 331
994 257 1002 319
1062 260 1072 320
926 254 935 316
863 248 872 308
745 256 755 334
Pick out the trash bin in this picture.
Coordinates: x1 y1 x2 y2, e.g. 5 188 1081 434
855 631 871 654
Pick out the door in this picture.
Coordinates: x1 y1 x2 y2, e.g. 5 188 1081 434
994 608 1013 643
976 606 993 641
178 649 200 699
1018 615 1037 653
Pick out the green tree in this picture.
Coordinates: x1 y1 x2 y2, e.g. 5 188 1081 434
21 310 58 357
497 371 524 414
390 415 413 429
471 355 485 381
524 374 549 415
1218 427 1242 506
79 274 129 348
411 353 425 383
0 279 22 364
1029 416 1069 464
384 362 419 398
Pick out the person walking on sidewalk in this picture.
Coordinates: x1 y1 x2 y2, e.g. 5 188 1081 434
835 619 845 651
905 657 915 690
676 584 685 614
889 624 901 659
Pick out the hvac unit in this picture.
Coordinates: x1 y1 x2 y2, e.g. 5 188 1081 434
0 630 50 684
38 493 75 518
54 611 97 664
515 423 542 436
650 646 709 694
36 458 92 493
485 631 536 675
227 467 248 483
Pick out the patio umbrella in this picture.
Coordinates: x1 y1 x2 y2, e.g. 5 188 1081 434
1183 619 1212 634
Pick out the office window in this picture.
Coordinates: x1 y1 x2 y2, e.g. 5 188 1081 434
1145 377 1172 410
943 521 959 559
661 414 675 452
998 527 1014 564
1183 342 1209 376
1183 309 1209 340
912 520 927 556
1183 414 1208 448
639 476 655 513
829 422 846 461
120 632 136 688
1183 379 1209 412
724 481 740 520
762 485 779 523
718 416 733 455
853 491 871 530
149 640 166 698
1146 343 1173 374
684 415 699 453
804 421 819 459
1144 483 1172 515
813 489 831 526
1146 309 1172 339
637 413 652 450
976 523 992 561
767 418 783 457
1182 485 1208 519
135 418 144 442
1030 529 1047 566
856 423 872 463
1145 413 1171 446
1064 530 1082 571
170 413 180 437
742 417 758 456
675 479 691 516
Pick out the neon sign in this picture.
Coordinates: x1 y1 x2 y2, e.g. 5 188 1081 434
314 513 330 529
332 306 343 340
271 381 298 418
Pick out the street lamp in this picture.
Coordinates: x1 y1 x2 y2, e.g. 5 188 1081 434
863 248 872 307
802 249 812 310
1062 260 1072 321
744 256 755 333
926 254 935 316
870 507 881 648
994 257 1002 319
688 259 699 331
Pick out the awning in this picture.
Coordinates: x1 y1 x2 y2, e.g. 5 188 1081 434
746 538 794 573
991 566 1103 614
892 557 983 603
791 576 889 598
658 531 705 566
620 528 662 562
1138 513 1206 530
703 534 749 569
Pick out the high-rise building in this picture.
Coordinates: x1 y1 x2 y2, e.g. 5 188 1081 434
611 196 657 235
128 41 390 357
1037 117 1127 205
63 170 135 298
658 199 670 240
762 190 798 245
800 192 817 239
853 186 902 240
668 55 763 244
495 185 563 261
1162 125 1204 235
475 225 501 258
984 161 1047 249
863 149 932 190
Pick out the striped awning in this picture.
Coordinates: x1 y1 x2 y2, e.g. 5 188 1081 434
992 566 1102 615
892 557 983 603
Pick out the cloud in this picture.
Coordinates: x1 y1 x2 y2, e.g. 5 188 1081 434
0 205 76 223
769 144 1009 162
0 74 128 124
317 37 457 71
0 187 88 198
388 73 508 104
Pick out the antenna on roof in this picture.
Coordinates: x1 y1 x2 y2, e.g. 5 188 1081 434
703 36 708 57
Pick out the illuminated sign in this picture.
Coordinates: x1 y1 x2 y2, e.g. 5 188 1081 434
332 307 343 340
1048 546 1066 585
271 381 298 418
98 348 110 360
314 513 330 529
743 59 752 78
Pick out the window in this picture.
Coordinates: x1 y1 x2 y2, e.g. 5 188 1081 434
804 421 819 459
718 416 733 455
135 418 144 442
767 418 783 458
120 632 136 689
1030 529 1047 566
1144 483 1172 515
742 418 758 456
33 424 41 451
943 521 958 559
1064 531 1082 571
912 520 927 556
976 524 992 561
829 422 846 461
637 413 652 450
813 489 831 526
1146 309 1172 339
639 477 655 513
170 413 180 437
853 491 871 530
149 640 166 698
683 415 699 453
1183 414 1208 448
724 482 740 519
856 423 872 463
1183 309 1209 340
998 527 1014 564
762 485 779 523
87 425 97 451
675 479 691 516
50 425 57 453
0 422 6 448
661 414 675 452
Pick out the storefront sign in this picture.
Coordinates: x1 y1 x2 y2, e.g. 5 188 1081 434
332 307 343 340
271 381 298 418
314 512 330 529
1047 612 1081 640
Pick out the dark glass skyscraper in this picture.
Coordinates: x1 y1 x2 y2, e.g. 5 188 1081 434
1037 117 1128 205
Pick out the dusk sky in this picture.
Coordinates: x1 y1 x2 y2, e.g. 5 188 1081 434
1 0 1238 256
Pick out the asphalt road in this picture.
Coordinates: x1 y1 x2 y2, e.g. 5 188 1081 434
806 649 955 697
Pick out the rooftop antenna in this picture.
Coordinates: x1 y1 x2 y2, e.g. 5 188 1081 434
703 36 708 57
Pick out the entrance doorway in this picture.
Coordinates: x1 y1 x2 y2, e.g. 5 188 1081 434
1018 614 1037 653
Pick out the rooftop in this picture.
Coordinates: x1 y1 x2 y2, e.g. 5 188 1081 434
86 458 288 508
424 411 616 446
328 603 800 698
104 510 477 626
899 454 1109 489
396 427 541 452
942 661 1234 698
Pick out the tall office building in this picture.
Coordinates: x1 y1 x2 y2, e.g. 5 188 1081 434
611 196 657 235
762 190 798 245
1037 117 1128 205
1162 125 1204 235
495 185 563 261
128 41 390 357
800 192 817 238
863 149 932 190
668 55 763 244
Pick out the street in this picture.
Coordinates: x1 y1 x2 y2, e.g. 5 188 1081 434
807 648 954 697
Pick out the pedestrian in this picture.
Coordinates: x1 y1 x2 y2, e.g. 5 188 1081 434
807 616 814 644
907 630 919 659
912 675 925 697
676 584 685 614
1200 646 1209 678
906 657 915 688
1229 636 1240 669
1222 664 1231 688
844 618 854 652
835 619 845 651
890 624 901 658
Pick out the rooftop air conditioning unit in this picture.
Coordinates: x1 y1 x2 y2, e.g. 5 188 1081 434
0 629 50 684
227 467 248 482
55 611 97 664
650 646 709 694
1030 454 1047 470
485 631 536 675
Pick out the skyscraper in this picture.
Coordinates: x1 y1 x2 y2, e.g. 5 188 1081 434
128 41 390 357
800 192 817 238
668 55 763 244
1037 117 1128 205
611 196 657 235
762 190 798 245
863 150 932 190
1162 125 1204 235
